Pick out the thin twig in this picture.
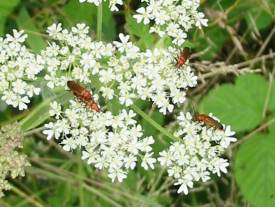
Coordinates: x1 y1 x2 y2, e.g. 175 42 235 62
230 117 275 149
256 27 275 58
262 68 275 118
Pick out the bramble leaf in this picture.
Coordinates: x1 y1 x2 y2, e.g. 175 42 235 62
199 74 269 132
234 123 275 207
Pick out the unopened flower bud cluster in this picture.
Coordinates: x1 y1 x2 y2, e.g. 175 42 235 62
158 112 236 194
0 30 43 110
43 101 156 182
44 24 197 114
0 123 30 197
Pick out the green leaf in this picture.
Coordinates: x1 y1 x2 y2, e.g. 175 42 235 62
253 10 273 30
135 195 163 207
234 123 275 207
0 0 20 35
227 0 273 30
20 92 71 131
268 81 275 112
16 7 47 52
125 15 154 50
245 9 273 30
199 74 269 132
63 0 96 28
101 1 116 41
228 1 253 22
196 27 229 60
63 0 116 40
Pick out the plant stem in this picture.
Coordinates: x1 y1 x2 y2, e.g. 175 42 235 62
11 186 46 207
97 3 103 40
262 69 275 118
23 126 45 136
131 104 180 142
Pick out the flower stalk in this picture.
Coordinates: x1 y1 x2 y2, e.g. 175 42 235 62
96 3 103 40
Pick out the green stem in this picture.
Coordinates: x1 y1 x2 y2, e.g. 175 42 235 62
96 3 103 40
11 186 46 207
131 104 179 142
23 126 45 136
27 164 123 207
77 149 85 207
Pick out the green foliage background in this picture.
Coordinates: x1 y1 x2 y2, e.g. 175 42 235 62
0 0 275 206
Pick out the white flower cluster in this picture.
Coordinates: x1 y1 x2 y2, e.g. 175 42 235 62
44 23 197 114
107 34 197 114
79 0 123 11
134 0 208 46
42 23 114 89
0 30 43 110
158 112 236 195
43 100 156 182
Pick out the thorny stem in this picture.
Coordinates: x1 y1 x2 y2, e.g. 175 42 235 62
97 3 103 41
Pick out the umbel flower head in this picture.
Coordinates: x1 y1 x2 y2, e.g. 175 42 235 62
158 112 236 195
0 123 30 197
43 100 156 182
134 0 208 46
79 0 123 11
0 30 43 110
43 23 197 114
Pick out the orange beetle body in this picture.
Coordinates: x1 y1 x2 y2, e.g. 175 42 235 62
86 100 100 113
67 81 91 101
67 81 100 112
176 48 190 68
193 114 223 130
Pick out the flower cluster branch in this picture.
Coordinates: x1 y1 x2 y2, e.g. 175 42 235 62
134 0 208 46
0 30 43 110
158 113 236 194
43 101 156 182
44 24 197 114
